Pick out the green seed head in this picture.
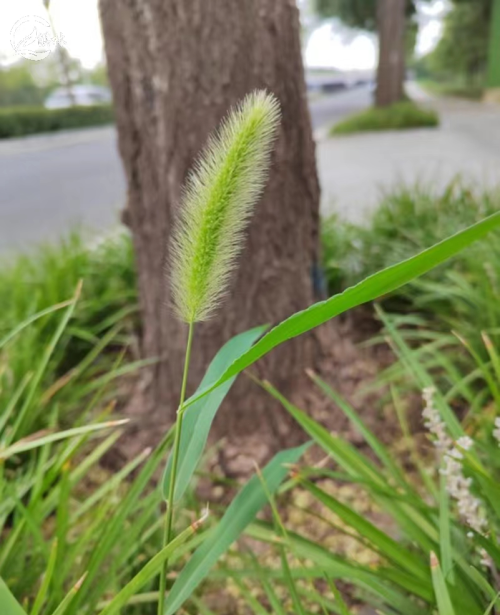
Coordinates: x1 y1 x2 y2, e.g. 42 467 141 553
169 90 281 323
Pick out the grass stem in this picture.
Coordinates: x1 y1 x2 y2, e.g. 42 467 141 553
157 321 195 614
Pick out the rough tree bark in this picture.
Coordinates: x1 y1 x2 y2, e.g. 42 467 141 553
375 0 407 107
100 0 326 468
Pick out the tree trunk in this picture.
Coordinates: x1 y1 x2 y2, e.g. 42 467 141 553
100 0 323 467
375 0 406 107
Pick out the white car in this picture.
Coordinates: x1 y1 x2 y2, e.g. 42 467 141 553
45 85 112 109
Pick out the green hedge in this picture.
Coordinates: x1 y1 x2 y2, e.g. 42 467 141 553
0 104 114 139
331 101 439 136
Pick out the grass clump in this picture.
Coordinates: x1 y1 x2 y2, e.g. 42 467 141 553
256 321 500 615
0 230 137 437
322 180 500 406
330 101 439 136
321 182 500 346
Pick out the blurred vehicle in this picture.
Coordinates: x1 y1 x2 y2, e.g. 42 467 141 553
305 69 376 95
45 85 112 109
306 72 347 94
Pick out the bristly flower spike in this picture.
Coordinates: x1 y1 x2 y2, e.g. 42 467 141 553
169 90 281 323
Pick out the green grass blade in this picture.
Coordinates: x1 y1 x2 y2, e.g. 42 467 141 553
377 306 463 438
0 300 73 350
0 373 32 435
184 212 500 410
233 549 288 615
439 473 454 583
325 576 352 615
482 332 500 379
0 419 129 460
254 464 306 615
467 566 500 605
228 577 269 615
0 578 27 615
65 432 172 615
391 385 438 498
50 576 85 615
8 283 81 442
39 431 123 519
189 596 218 615
31 539 58 615
98 523 200 615
259 577 288 615
246 522 428 615
164 442 310 615
431 552 456 615
73 446 151 521
303 481 428 581
162 325 268 502
483 594 500 615
309 371 408 487
263 381 386 487
53 465 71 602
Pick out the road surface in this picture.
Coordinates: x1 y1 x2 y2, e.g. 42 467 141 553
0 128 125 254
0 87 373 255
2 86 500 252
318 91 500 222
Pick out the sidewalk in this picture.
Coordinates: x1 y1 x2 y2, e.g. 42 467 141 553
316 89 500 223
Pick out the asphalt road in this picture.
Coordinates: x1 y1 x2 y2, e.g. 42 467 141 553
308 85 373 132
3 85 500 251
0 87 373 255
0 128 126 254
318 90 500 222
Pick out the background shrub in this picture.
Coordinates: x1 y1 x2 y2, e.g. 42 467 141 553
0 105 114 139
321 182 500 356
331 101 439 135
0 230 137 438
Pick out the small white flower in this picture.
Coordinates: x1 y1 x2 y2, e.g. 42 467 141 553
422 388 487 536
456 436 474 451
480 548 492 569
493 417 500 445
422 387 452 452
442 450 486 535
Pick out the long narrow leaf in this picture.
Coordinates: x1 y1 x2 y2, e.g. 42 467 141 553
0 578 27 615
98 523 201 615
308 371 408 487
439 474 453 583
184 212 500 410
0 420 129 460
431 552 456 615
31 539 58 615
164 442 310 615
162 325 268 502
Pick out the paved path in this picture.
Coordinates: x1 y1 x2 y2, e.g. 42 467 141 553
317 88 500 223
0 88 372 256
0 86 499 254
0 127 125 254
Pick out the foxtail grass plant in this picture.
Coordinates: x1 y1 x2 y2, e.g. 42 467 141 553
158 90 281 614
4 92 500 615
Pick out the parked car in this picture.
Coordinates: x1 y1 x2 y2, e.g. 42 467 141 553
45 85 112 109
